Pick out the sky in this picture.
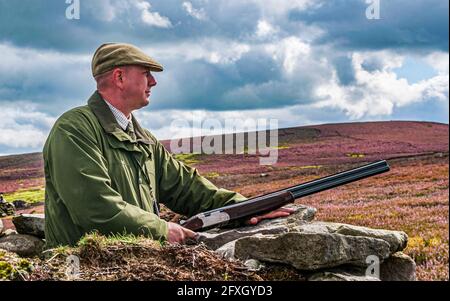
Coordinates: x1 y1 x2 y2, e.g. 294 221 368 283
0 0 448 156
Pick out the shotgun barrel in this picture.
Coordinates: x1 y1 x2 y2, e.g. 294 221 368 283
181 160 390 231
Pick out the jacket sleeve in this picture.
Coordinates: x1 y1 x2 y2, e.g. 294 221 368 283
45 112 168 241
153 141 247 218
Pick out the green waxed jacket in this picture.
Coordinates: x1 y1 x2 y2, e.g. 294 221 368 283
43 91 246 248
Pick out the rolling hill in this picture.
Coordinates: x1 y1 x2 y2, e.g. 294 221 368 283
0 120 448 280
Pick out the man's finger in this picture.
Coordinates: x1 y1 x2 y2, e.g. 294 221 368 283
245 207 296 226
259 211 291 219
244 217 259 225
250 217 259 225
184 228 198 238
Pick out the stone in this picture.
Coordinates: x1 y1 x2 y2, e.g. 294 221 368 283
12 214 45 239
380 252 416 281
12 200 29 209
287 221 408 253
286 204 317 223
308 271 380 281
205 206 408 272
198 204 317 250
2 229 18 237
306 252 417 281
244 259 265 271
215 240 236 260
307 264 381 281
317 222 409 253
0 219 3 235
0 234 44 257
234 232 392 270
0 202 15 217
200 224 288 250
209 211 415 280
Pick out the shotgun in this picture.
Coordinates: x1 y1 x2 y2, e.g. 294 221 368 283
180 160 390 231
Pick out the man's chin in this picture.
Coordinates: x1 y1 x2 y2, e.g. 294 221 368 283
142 98 150 107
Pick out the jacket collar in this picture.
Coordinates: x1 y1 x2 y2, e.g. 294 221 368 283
87 91 154 145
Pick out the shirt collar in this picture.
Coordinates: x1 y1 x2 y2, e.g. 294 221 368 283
103 99 131 131
87 90 155 145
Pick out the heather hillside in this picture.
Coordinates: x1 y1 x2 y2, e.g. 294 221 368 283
0 121 448 280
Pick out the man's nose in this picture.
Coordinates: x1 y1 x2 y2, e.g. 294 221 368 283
148 74 157 87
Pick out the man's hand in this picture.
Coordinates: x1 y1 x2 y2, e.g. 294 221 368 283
245 207 295 226
167 221 198 244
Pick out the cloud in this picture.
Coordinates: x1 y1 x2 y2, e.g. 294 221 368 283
265 36 311 74
251 0 318 18
0 0 179 53
426 52 450 75
289 0 449 51
0 0 448 155
0 0 446 53
142 38 251 64
314 51 449 119
83 0 121 22
139 36 328 110
0 42 94 113
133 0 172 28
0 101 56 149
182 1 208 21
141 35 448 116
255 20 278 39
134 105 316 140
84 0 175 26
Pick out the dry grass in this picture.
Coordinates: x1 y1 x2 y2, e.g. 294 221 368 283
28 233 263 281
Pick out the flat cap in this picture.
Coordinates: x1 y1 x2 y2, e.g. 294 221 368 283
92 43 163 77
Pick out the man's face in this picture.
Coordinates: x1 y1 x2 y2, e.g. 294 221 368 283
121 65 157 110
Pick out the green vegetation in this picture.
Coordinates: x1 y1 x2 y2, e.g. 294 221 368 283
291 165 323 170
0 250 33 280
173 153 201 165
237 144 290 155
3 186 44 203
238 146 253 155
272 144 290 150
347 214 365 221
203 172 221 179
346 153 365 158
299 165 322 169
79 232 135 247
414 192 428 197
77 232 163 249
223 272 229 281
50 245 71 256
0 261 14 280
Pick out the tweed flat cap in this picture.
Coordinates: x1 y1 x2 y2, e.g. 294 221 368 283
92 43 163 77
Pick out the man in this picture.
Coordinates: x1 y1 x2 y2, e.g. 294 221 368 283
43 43 293 248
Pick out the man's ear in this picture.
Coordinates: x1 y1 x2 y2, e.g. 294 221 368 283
112 68 125 89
